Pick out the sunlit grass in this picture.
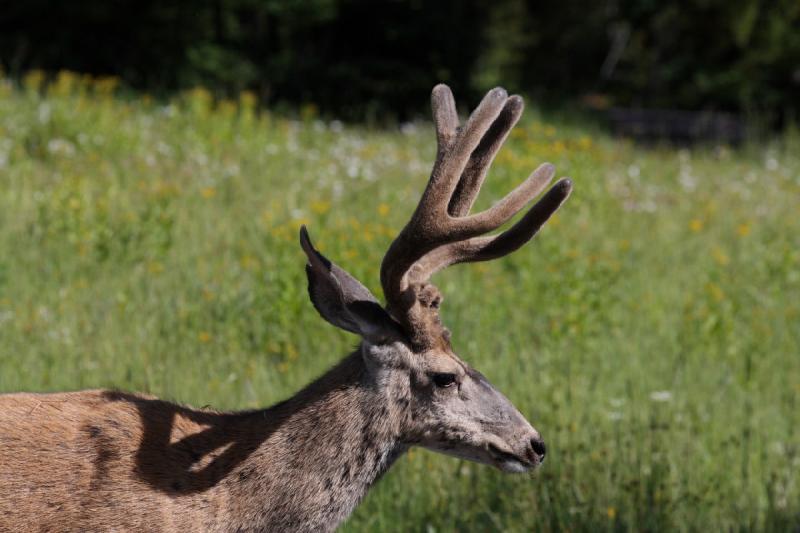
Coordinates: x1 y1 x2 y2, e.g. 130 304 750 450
1 72 798 531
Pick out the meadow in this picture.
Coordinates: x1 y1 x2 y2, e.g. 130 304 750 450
0 72 798 531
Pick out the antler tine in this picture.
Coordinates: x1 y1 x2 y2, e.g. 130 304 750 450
411 178 573 283
431 84 459 148
449 95 525 217
445 162 556 241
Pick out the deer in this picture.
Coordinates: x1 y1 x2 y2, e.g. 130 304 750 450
0 84 572 532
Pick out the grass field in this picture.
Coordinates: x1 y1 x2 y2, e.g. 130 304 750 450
1 72 799 531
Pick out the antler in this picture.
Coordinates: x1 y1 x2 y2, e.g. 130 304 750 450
380 84 573 349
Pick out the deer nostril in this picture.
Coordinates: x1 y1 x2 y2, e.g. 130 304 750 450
531 438 546 460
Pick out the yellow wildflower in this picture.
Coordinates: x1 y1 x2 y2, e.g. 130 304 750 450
240 255 259 270
239 91 257 111
23 70 45 92
736 223 751 237
93 76 119 95
707 282 725 302
198 331 212 343
289 218 309 231
201 187 217 199
607 507 617 519
689 219 703 232
52 70 78 96
266 341 280 354
218 99 237 118
300 103 318 121
310 199 331 215
377 203 390 217
712 247 729 266
286 343 299 361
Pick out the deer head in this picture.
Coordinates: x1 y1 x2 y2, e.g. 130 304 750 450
300 84 572 473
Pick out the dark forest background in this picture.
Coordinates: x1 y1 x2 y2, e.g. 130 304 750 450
2 0 799 122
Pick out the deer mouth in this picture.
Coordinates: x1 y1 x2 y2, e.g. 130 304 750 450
487 443 535 473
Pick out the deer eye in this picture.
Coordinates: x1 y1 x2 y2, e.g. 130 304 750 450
431 373 457 388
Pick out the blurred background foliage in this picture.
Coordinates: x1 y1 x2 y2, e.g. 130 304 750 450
1 2 800 529
2 0 799 122
0 69 798 531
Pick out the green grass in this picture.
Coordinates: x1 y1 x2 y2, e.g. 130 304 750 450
1 73 799 531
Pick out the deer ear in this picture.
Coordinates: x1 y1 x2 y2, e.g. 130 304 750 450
299 226 401 342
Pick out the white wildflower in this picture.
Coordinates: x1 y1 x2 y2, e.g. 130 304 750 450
0 310 14 325
38 102 51 124
400 122 418 135
679 168 696 191
47 138 76 157
765 153 779 171
650 390 672 402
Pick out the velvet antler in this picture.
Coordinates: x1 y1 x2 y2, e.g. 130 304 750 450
380 85 572 349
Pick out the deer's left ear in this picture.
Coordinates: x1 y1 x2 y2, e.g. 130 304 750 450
299 226 401 343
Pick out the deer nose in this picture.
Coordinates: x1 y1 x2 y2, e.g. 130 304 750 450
530 437 546 463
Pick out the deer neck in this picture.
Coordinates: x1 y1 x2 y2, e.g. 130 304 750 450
224 348 408 532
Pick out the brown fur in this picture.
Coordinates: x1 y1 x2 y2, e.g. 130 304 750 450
0 352 406 532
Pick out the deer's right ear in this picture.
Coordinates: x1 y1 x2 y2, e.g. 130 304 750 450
299 226 401 343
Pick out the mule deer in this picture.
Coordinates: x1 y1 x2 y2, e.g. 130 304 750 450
0 84 572 532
